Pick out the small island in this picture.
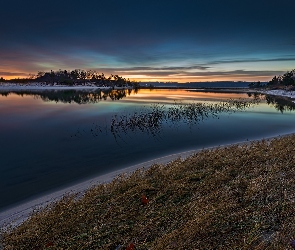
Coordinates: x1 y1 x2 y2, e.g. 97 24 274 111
0 69 139 89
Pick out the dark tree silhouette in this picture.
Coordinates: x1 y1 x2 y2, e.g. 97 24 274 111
12 69 139 88
267 69 295 87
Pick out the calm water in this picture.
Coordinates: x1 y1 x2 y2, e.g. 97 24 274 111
0 89 295 211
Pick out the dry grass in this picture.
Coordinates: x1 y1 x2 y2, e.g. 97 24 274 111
2 135 295 249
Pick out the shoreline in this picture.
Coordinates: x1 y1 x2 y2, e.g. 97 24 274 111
1 131 295 230
1 84 295 100
0 84 111 91
1 86 295 230
257 89 295 102
0 148 207 229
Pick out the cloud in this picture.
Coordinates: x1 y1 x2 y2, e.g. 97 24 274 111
1 0 294 81
177 70 285 77
210 57 295 65
103 65 210 72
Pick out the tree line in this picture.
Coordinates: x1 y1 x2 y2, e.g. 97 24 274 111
267 69 295 86
249 69 295 88
0 69 139 88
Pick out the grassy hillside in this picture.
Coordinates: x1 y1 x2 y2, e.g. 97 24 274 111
2 135 295 249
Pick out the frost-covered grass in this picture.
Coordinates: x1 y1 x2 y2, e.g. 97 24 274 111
2 135 295 249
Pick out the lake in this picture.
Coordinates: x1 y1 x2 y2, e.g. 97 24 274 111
1 88 295 211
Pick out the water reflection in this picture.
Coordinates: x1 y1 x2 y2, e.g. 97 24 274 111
1 88 295 115
247 92 295 113
1 89 294 112
265 95 295 113
109 98 261 140
1 89 295 211
0 89 137 104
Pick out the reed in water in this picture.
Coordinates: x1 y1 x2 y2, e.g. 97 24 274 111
110 97 261 137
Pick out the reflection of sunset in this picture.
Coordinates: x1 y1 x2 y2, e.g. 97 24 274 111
129 89 249 101
0 89 252 113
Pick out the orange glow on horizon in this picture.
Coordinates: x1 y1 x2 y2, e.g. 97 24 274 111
1 74 30 80
123 74 273 83
1 72 272 83
129 75 272 83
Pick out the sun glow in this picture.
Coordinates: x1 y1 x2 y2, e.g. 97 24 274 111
128 75 272 83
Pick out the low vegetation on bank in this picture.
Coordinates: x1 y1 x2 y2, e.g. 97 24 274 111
2 134 295 249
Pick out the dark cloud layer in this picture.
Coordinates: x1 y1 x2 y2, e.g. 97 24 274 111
1 0 295 81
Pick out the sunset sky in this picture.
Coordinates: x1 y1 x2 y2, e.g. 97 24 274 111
1 0 295 82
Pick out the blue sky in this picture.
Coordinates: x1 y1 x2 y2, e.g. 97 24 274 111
1 0 295 82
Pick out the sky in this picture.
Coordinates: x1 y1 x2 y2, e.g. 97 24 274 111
1 0 295 82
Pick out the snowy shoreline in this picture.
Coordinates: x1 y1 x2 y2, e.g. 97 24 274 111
257 89 295 102
0 83 134 91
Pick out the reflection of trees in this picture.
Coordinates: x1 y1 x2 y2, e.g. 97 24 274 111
0 92 9 97
247 92 295 113
247 92 261 99
108 90 127 100
2 90 295 113
265 95 295 113
0 89 136 104
38 90 103 104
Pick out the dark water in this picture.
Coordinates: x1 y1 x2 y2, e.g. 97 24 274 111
0 89 295 211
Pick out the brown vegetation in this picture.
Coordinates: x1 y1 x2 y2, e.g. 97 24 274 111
2 134 295 249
